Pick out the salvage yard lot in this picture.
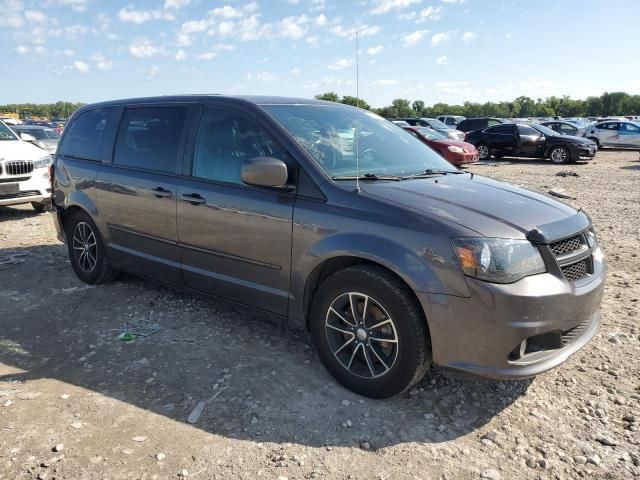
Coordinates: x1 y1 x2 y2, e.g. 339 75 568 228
1 151 639 479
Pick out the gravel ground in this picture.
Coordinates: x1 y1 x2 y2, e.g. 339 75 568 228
0 150 639 480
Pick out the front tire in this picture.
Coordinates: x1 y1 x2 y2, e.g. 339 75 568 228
549 146 571 164
310 265 431 398
65 210 119 285
31 201 50 213
477 143 490 160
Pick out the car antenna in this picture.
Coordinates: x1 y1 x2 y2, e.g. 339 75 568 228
355 30 361 193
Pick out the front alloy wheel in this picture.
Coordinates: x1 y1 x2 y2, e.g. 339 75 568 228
477 143 490 160
325 292 399 379
311 265 431 398
550 146 570 164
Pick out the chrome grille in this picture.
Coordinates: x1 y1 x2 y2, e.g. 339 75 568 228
561 259 588 282
5 161 34 176
549 235 584 256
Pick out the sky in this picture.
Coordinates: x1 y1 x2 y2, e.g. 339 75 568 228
1 0 640 108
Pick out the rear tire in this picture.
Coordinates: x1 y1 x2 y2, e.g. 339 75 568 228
310 265 431 398
65 210 119 285
477 143 490 160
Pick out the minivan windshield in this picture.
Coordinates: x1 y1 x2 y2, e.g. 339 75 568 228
262 104 456 178
0 122 18 141
425 118 449 129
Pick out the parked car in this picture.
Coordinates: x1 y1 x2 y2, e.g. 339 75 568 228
12 125 60 155
541 121 586 138
0 120 53 212
437 115 466 127
52 96 605 398
397 118 465 140
391 120 411 127
584 121 640 148
402 126 478 166
456 117 509 133
465 123 597 163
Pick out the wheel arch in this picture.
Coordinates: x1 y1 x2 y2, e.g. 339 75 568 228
302 254 430 340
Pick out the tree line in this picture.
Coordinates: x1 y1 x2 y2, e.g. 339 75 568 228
2 91 639 121
314 91 640 118
0 101 84 120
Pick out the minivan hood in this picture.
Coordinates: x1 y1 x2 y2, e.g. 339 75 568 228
0 140 50 161
361 174 580 239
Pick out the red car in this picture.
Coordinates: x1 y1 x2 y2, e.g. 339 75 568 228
403 126 479 166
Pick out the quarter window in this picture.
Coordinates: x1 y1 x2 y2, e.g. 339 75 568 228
192 108 289 185
113 107 188 173
621 123 640 132
488 125 513 135
59 108 120 161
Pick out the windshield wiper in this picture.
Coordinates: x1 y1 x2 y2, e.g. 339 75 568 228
332 173 402 181
402 169 465 179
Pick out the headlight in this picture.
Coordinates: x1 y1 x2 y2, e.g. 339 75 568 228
452 238 546 283
447 131 461 139
448 145 464 153
586 229 597 249
32 155 52 169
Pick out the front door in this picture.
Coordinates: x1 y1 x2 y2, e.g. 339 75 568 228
97 105 192 284
517 125 544 157
596 122 620 146
176 106 295 315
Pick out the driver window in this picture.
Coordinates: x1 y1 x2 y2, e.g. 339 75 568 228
192 108 289 185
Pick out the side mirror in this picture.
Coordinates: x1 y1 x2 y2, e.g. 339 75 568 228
241 157 289 189
20 132 36 142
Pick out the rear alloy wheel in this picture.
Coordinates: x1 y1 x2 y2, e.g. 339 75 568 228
550 146 570 164
311 265 431 398
66 210 119 285
477 143 490 160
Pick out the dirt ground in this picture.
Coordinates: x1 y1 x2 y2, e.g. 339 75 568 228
1 150 639 480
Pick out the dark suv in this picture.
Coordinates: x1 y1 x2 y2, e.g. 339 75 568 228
52 96 605 398
456 117 508 132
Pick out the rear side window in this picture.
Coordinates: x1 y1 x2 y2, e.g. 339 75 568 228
59 108 120 161
114 107 188 173
597 122 618 130
488 125 513 134
487 119 501 126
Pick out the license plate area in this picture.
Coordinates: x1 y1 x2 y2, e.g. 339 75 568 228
0 184 19 196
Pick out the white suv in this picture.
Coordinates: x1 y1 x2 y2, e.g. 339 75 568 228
0 120 52 212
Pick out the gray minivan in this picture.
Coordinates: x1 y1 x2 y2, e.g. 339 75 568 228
52 96 605 398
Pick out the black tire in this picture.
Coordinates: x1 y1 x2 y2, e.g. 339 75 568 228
31 201 50 213
65 210 119 285
477 143 490 160
310 265 431 398
549 146 571 164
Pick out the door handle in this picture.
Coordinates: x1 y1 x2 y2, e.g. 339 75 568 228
180 193 206 205
151 187 173 198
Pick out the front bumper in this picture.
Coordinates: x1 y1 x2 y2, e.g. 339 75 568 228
572 144 597 159
418 255 605 380
447 151 479 165
0 168 50 206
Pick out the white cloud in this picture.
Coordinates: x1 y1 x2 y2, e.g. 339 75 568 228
367 45 384 56
436 55 448 64
25 10 46 23
181 19 208 34
328 58 353 70
315 14 326 26
461 31 477 43
291 67 301 74
129 37 160 58
175 49 187 60
279 15 309 40
63 49 74 56
49 0 89 12
402 29 428 47
247 71 276 82
329 23 381 39
416 6 441 22
164 0 191 8
0 0 25 28
440 0 465 3
73 60 90 73
372 79 398 86
118 7 174 24
16 45 29 55
303 82 320 90
431 31 450 46
92 52 113 70
371 0 422 15
197 52 217 60
146 65 160 79
34 45 46 55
